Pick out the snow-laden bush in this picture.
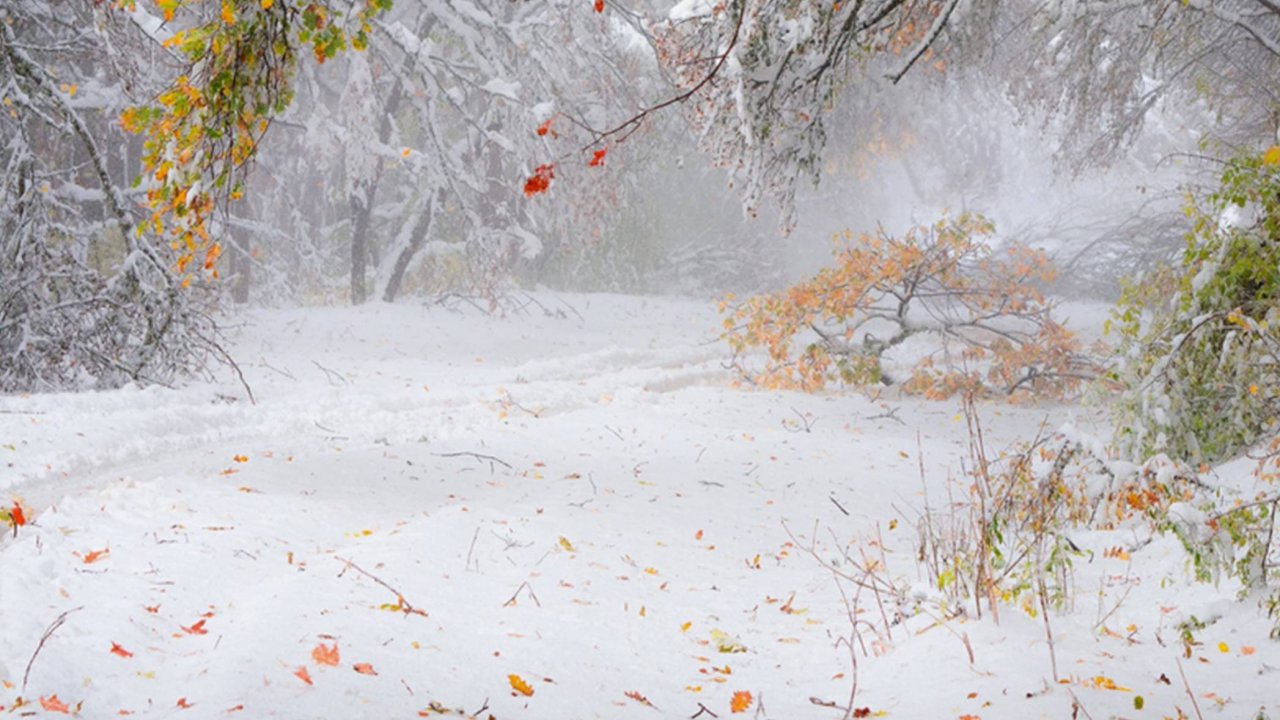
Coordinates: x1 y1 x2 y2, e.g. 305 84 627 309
1110 147 1280 463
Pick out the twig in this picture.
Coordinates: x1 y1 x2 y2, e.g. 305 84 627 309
465 526 480 572
604 425 625 441
1176 656 1205 720
258 359 296 380
1067 688 1096 720
503 580 541 608
690 701 720 718
312 359 349 386
23 606 83 692
433 451 513 471
829 495 851 516
335 556 427 618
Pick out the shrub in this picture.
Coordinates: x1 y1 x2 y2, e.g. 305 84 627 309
1110 147 1280 463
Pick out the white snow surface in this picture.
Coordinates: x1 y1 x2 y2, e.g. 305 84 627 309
2 294 1277 719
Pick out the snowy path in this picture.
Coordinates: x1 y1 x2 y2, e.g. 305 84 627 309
3 295 1277 719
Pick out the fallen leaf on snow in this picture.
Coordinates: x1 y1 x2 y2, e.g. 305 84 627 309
180 619 208 635
40 695 70 714
82 547 110 564
353 663 377 676
312 643 340 667
110 642 134 658
509 674 534 696
730 690 752 713
294 666 313 686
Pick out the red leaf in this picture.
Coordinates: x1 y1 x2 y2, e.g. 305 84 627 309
594 0 604 12
311 643 340 667
226 705 245 712
40 695 70 714
82 547 110 564
110 642 134 658
294 666 313 686
176 697 193 709
523 164 556 197
588 148 607 168
181 619 208 635
10 503 26 526
353 663 377 676
535 117 557 138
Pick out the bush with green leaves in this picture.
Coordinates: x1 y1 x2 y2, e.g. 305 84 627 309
1110 147 1280 464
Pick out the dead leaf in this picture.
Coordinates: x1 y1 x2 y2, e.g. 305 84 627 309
294 666 313 686
181 619 208 635
82 547 110 564
40 695 70 714
353 663 377 676
624 691 655 708
110 642 134 658
312 643 340 667
730 690 753 713
176 697 193 709
509 674 535 696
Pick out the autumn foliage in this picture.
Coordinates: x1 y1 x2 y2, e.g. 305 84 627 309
721 214 1095 400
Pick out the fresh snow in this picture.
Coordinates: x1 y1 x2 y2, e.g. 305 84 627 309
2 294 1277 719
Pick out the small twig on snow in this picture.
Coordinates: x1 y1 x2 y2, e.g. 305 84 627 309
335 556 427 618
503 580 541 608
23 606 83 693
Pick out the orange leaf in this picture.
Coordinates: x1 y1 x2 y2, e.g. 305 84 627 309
509 674 535 696
181 619 208 635
232 454 248 463
311 643 340 667
294 666 313 686
353 663 377 676
226 704 245 712
10 503 25 526
588 148 607 167
1242 645 1257 655
957 715 981 720
40 695 70 714
145 604 161 614
110 642 134 658
83 547 110 564
730 690 752 713
695 529 703 540
593 0 604 11
176 697 193 709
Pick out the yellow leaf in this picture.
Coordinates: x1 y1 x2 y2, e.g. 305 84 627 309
509 674 534 697
261 0 274 7
558 536 575 552
1218 642 1229 653
681 621 692 633
1263 145 1280 167
220 1 235 24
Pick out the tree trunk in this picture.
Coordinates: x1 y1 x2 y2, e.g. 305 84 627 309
382 200 435 302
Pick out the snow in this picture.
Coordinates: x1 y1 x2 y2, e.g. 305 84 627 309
2 294 1278 719
669 0 716 22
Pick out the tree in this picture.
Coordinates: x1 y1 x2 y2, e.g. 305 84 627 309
1 1 218 390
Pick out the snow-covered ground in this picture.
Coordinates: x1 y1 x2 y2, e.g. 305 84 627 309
2 294 1276 719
